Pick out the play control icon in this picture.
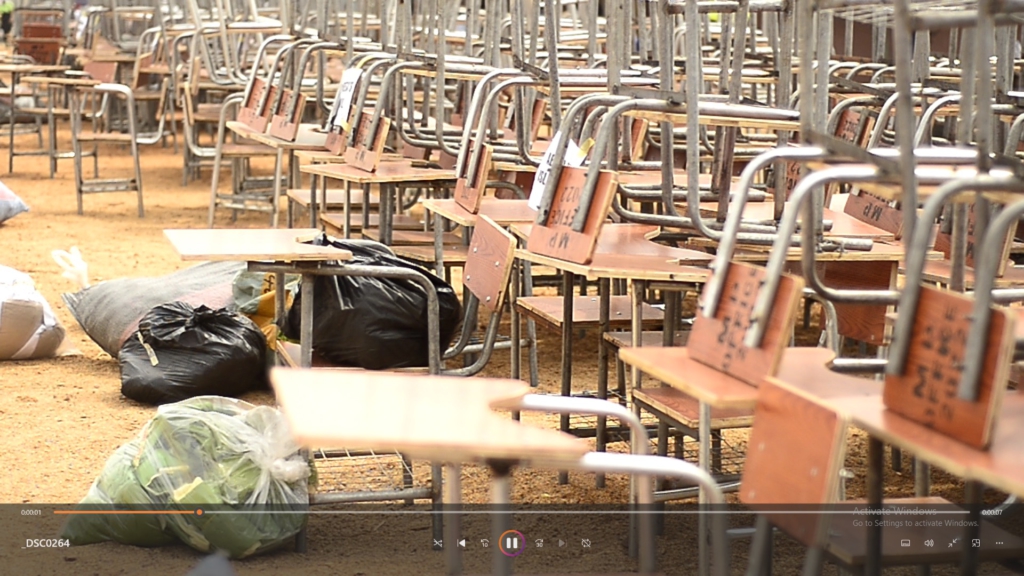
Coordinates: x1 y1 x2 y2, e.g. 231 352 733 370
499 530 526 558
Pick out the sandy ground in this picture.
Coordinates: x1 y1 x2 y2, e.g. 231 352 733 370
0 125 1020 575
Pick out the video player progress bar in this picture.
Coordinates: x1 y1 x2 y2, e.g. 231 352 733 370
51 510 973 516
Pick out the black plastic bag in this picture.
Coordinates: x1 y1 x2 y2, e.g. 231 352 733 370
119 303 268 405
284 237 462 369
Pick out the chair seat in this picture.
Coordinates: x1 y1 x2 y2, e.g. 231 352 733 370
516 295 665 329
604 330 690 349
825 496 1024 567
632 386 754 431
361 228 462 245
392 244 469 266
320 212 422 233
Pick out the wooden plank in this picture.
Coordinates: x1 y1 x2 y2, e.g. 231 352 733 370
251 83 277 133
823 260 896 344
302 160 457 184
617 347 760 409
343 115 392 172
632 386 753 430
268 88 306 141
688 261 805 386
464 215 517 312
164 228 351 262
932 202 1015 276
740 379 847 548
517 295 665 330
270 368 589 464
237 77 268 127
843 191 904 238
883 286 1015 449
526 167 619 265
454 143 494 213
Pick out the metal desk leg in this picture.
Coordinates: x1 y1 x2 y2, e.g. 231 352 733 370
960 481 982 576
559 270 574 485
444 463 462 575
300 273 315 368
698 401 712 576
434 212 445 277
274 272 287 333
490 461 514 576
9 71 17 173
916 460 931 576
510 260 522 381
865 437 884 576
381 183 394 245
362 183 371 231
596 278 611 488
344 181 353 238
308 173 319 229
271 147 285 228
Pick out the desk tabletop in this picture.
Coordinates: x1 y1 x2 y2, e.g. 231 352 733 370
621 346 860 409
843 392 1024 498
302 159 458 184
696 202 897 242
21 75 102 87
270 368 589 464
0 64 68 74
164 228 352 262
420 198 537 227
512 223 714 281
227 121 328 150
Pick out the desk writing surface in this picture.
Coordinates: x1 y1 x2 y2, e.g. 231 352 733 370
21 75 101 87
696 202 896 242
271 368 589 464
618 346 760 409
302 159 458 184
0 64 68 74
421 198 537 227
164 228 352 262
844 392 1024 498
226 121 328 150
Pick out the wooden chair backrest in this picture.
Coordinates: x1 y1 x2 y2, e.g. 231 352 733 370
689 261 805 386
740 378 848 547
463 215 517 313
931 202 1015 276
884 285 1015 449
83 61 118 84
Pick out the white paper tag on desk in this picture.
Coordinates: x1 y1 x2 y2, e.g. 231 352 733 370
329 68 362 131
528 132 586 210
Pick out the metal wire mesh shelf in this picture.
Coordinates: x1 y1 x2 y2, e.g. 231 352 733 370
311 447 433 501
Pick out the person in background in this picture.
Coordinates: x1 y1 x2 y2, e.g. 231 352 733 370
0 1 13 46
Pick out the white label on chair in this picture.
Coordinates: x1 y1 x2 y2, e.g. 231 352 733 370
529 132 586 210
329 68 363 131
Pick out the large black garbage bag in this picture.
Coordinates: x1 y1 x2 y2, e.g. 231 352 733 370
119 303 268 405
284 237 462 369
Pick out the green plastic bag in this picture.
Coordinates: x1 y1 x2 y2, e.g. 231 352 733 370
61 396 310 558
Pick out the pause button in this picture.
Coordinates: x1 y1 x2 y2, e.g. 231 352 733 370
499 530 526 558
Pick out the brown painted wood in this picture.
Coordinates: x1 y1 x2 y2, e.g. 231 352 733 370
237 77 267 127
83 61 117 84
269 89 306 141
616 346 761 409
250 83 277 133
883 286 1016 449
271 368 589 464
526 167 619 265
688 261 805 386
343 115 391 172
516 295 664 330
823 260 896 344
164 228 351 262
740 379 847 548
454 143 494 213
632 386 754 430
464 215 517 312
844 191 904 239
933 203 1015 276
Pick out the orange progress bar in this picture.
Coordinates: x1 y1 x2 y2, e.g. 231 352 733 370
54 510 202 515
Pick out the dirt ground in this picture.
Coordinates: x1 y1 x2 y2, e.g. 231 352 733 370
0 125 1021 576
